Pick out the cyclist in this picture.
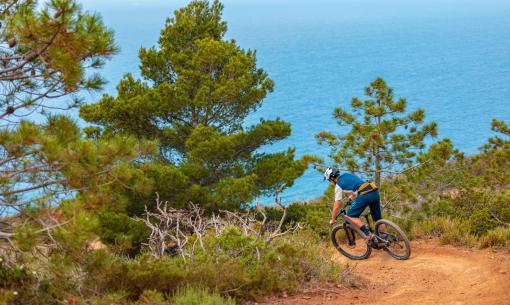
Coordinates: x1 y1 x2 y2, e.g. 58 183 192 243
324 167 381 239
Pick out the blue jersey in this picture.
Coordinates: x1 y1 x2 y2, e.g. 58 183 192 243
336 173 364 192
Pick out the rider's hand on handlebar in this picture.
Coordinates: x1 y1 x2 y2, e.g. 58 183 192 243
329 218 336 225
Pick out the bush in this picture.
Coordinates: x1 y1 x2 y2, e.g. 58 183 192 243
260 200 332 238
97 211 149 256
170 287 234 305
480 226 510 248
409 217 477 247
0 258 33 289
129 228 339 299
79 227 342 302
137 290 168 305
90 291 130 305
3 198 343 304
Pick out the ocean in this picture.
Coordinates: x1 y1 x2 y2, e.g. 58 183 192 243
77 0 510 202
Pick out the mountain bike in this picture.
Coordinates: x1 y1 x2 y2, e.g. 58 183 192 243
331 200 411 260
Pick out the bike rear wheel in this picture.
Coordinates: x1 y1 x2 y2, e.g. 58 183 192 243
331 223 371 260
374 219 411 260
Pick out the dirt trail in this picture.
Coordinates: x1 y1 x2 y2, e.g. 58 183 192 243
260 240 510 305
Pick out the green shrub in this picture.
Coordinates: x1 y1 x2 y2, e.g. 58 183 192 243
170 287 234 305
409 217 477 247
260 200 332 238
97 211 149 256
184 228 341 298
429 199 455 217
409 217 446 239
0 258 33 289
137 290 168 305
91 291 130 305
480 226 510 248
439 226 477 247
467 208 496 236
303 202 331 238
107 254 185 296
79 227 342 301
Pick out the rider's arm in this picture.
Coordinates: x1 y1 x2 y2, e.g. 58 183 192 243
330 184 343 223
330 199 342 223
330 190 358 224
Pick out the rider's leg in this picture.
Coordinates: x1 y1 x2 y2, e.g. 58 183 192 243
363 191 394 243
345 195 372 239
368 190 386 231
345 216 364 228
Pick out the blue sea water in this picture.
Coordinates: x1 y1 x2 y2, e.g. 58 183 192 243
78 0 510 202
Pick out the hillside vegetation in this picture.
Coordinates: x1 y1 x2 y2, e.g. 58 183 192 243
0 0 509 304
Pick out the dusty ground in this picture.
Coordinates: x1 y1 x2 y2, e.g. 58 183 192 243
258 240 510 305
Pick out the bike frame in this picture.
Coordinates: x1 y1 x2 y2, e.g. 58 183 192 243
335 200 371 239
335 200 388 248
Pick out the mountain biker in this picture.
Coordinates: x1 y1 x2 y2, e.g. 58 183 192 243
324 167 381 239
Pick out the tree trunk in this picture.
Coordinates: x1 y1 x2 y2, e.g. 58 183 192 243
375 154 381 187
375 97 382 187
375 99 382 188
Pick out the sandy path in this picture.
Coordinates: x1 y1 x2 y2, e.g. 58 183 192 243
258 240 510 305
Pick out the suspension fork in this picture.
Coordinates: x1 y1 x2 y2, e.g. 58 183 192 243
343 223 356 246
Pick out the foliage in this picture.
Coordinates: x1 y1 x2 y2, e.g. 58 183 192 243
1 225 343 304
260 198 332 238
386 142 510 233
360 116 510 252
0 116 154 257
0 0 117 124
170 287 235 305
0 116 155 239
97 211 149 256
407 216 477 247
386 130 510 248
479 226 510 248
80 0 316 211
97 228 340 300
482 119 510 151
0 257 33 289
2 1 510 305
316 77 437 186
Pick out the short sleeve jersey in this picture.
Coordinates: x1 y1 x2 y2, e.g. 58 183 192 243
333 173 365 202
334 184 343 201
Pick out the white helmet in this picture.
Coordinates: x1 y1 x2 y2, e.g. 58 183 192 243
323 167 340 181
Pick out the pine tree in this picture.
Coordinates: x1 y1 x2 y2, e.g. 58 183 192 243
80 0 315 211
0 116 155 210
482 119 510 151
316 77 438 186
0 0 117 124
0 115 155 239
477 119 510 188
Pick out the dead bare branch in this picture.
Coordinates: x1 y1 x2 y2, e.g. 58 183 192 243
137 191 301 258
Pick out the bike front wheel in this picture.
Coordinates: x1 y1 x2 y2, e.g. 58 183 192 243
331 223 371 260
374 219 411 260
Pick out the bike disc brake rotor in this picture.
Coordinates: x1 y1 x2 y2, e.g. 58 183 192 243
381 229 406 256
